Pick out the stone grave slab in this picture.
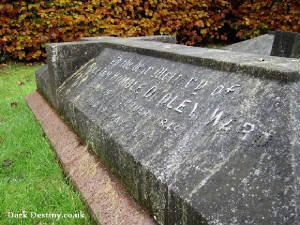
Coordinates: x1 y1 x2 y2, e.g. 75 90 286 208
36 37 300 225
270 30 300 58
222 33 275 56
36 36 176 108
81 35 177 43
224 30 300 59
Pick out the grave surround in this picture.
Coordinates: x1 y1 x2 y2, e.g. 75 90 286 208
35 35 300 225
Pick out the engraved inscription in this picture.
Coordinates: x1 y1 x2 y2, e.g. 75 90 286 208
88 54 265 141
242 122 255 140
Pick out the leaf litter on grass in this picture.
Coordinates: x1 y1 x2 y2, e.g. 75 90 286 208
18 80 25 86
10 102 18 107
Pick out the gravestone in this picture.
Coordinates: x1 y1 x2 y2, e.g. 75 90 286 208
81 35 177 43
270 30 300 58
223 30 300 59
36 36 176 108
36 36 300 225
222 32 275 55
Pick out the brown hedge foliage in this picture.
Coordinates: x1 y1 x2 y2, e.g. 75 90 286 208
231 0 300 39
0 0 299 62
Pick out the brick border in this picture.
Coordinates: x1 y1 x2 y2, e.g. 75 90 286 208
26 91 157 225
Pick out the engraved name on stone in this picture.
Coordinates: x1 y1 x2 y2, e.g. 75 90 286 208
85 54 272 142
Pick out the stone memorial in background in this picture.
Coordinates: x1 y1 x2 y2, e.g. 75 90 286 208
35 34 300 225
223 30 300 58
270 30 300 58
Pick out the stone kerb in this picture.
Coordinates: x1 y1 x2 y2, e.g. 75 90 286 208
35 36 300 225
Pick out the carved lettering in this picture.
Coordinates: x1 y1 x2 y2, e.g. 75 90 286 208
141 66 154 75
124 78 135 88
110 72 121 81
160 119 168 126
131 60 145 72
115 73 124 82
242 122 255 140
119 77 130 86
120 58 134 70
192 80 208 95
98 54 260 139
160 119 178 132
144 86 157 98
153 67 168 79
103 89 112 96
110 55 122 66
162 72 172 80
141 110 150 117
218 119 233 131
166 121 177 130
173 74 183 82
174 99 192 113
185 78 197 88
226 84 241 93
211 85 224 96
129 81 139 91
166 72 178 82
134 84 145 94
189 103 198 117
167 96 178 109
207 108 224 126
158 93 172 105
103 70 112 79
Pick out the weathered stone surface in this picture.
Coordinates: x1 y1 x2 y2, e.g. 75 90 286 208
270 30 300 58
223 33 275 56
36 36 175 108
224 31 300 59
35 64 54 104
41 38 120 107
81 35 176 44
36 37 300 225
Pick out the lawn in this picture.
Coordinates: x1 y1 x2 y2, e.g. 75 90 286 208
0 63 96 225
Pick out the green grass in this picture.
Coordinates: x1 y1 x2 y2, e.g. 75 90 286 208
0 64 96 225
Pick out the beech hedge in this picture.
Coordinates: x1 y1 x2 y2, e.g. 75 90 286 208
0 0 299 62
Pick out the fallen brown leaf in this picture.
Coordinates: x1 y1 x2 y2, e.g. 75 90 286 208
10 102 18 107
18 80 25 86
0 118 5 123
0 137 4 143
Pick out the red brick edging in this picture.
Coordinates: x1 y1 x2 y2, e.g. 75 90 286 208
26 91 157 225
